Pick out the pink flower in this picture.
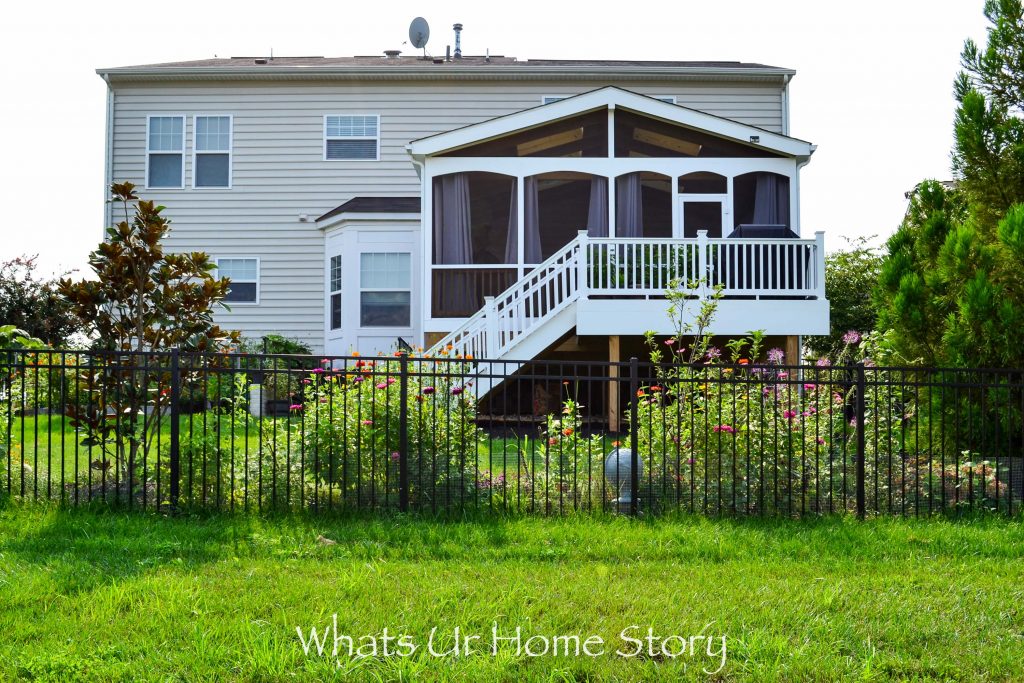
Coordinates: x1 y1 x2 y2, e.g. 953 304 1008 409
390 452 400 462
321 359 331 366
301 379 312 384
664 339 675 346
782 410 797 420
686 458 695 465
422 386 435 395
815 358 832 367
451 386 464 396
767 347 785 364
777 371 789 378
353 376 364 383
842 330 861 345
816 437 826 445
803 383 817 391
387 377 396 385
375 382 388 390
361 419 373 426
712 424 736 434
289 404 304 411
312 367 325 374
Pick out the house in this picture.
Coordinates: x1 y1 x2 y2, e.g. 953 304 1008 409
97 47 829 387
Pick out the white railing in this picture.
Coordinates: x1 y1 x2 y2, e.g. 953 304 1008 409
428 230 826 359
430 235 583 360
585 231 826 298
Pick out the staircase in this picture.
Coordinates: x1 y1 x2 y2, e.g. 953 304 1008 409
428 232 586 396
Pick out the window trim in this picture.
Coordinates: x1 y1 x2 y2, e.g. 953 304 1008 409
323 114 381 162
541 95 570 105
191 114 233 190
359 251 412 328
215 256 260 306
145 114 186 190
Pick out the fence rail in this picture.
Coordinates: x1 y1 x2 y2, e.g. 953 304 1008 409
2 348 1022 517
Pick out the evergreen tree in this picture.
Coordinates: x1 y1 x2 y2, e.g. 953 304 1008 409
877 2 1024 368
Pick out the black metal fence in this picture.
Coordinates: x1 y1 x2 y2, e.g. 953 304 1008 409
2 348 1022 517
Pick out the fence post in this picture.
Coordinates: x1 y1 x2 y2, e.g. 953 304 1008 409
629 356 640 516
169 347 181 509
398 352 410 512
855 360 866 519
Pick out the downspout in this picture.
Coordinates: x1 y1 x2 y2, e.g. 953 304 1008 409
781 74 791 136
409 153 427 348
102 74 114 234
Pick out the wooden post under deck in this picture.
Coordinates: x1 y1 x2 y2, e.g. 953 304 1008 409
785 334 800 366
608 335 621 432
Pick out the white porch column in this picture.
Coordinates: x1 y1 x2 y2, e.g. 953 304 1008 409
576 230 589 299
516 174 525 277
814 231 826 299
483 296 499 358
697 229 709 297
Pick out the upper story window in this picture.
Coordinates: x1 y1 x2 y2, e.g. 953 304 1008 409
147 116 184 188
324 115 379 161
216 257 259 304
193 116 232 188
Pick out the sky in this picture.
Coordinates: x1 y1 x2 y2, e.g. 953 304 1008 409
0 0 991 277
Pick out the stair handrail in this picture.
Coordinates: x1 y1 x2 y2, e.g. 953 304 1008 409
428 233 585 359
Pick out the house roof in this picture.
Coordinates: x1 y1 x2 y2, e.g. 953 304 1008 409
407 86 814 158
97 55 794 82
316 196 421 222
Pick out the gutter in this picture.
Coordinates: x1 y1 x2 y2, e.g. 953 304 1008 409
95 64 796 84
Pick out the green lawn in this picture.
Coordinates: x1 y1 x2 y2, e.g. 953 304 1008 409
0 507 1022 681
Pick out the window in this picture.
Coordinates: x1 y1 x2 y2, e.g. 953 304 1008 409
541 95 569 104
193 116 232 188
329 255 342 330
216 258 259 304
147 116 184 188
653 96 676 104
324 115 379 160
360 252 410 327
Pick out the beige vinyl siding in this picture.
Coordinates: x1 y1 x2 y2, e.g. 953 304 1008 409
110 79 784 350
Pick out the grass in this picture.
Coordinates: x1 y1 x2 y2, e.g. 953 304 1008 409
0 506 1022 681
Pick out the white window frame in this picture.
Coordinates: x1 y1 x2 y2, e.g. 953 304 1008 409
329 254 342 330
215 256 260 305
145 114 185 190
191 115 233 190
323 114 380 161
359 252 411 328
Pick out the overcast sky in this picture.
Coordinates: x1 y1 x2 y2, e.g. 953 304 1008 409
0 0 990 276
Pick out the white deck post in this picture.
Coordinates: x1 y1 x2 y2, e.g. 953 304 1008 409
697 230 709 297
576 230 588 300
483 296 498 358
814 231 826 298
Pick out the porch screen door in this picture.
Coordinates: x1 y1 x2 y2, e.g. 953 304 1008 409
678 196 729 238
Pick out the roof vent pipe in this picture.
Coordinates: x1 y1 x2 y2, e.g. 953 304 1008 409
445 45 451 62
453 23 463 58
384 49 401 59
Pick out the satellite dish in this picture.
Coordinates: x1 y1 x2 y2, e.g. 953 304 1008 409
409 17 430 50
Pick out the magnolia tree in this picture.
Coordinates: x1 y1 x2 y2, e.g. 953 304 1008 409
58 182 239 498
